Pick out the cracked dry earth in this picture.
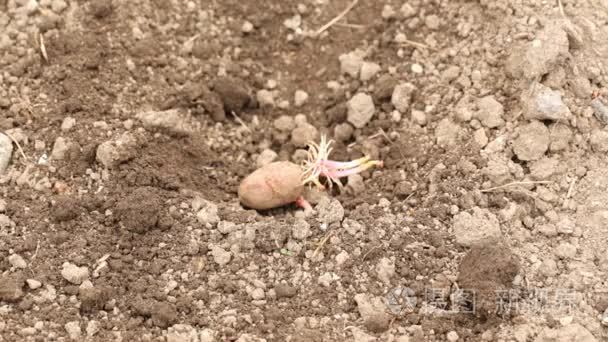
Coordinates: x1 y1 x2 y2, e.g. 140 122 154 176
2 0 608 341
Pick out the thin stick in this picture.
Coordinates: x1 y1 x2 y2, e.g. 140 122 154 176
400 39 435 51
362 244 380 260
2 131 29 162
566 178 577 199
334 22 365 29
314 0 359 37
230 111 250 132
312 231 332 259
480 181 553 193
39 33 48 63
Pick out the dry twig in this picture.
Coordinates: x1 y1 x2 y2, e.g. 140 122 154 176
314 0 359 37
481 181 553 193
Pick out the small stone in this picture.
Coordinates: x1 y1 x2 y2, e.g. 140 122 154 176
334 123 354 142
347 93 375 128
64 321 81 341
316 197 345 225
273 115 295 132
512 121 549 161
256 89 275 108
136 109 194 135
411 63 423 74
291 123 319 147
339 50 365 78
283 14 301 31
381 4 395 19
447 331 459 342
256 149 278 168
96 132 138 168
442 65 460 83
50 137 70 160
590 129 608 152
8 254 27 269
213 76 252 114
476 96 505 128
473 128 488 147
391 82 416 113
506 23 569 80
360 62 381 82
86 320 100 337
400 3 417 17
537 224 557 237
411 109 427 125
354 293 390 333
453 207 502 247
555 242 577 259
26 279 42 290
534 324 597 342
521 82 571 121
425 14 440 30
61 117 76 131
435 118 460 147
210 245 231 265
294 90 309 107
539 258 558 277
61 262 90 285
0 133 12 174
375 258 395 284
556 217 575 235
241 20 254 33
336 250 349 266
19 327 36 336
123 119 134 129
51 0 67 13
275 283 297 298
250 288 265 300
292 218 311 240
196 200 220 226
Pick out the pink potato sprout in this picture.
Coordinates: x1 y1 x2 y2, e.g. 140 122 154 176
301 135 383 191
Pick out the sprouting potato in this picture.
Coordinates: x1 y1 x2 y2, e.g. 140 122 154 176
238 161 304 210
238 135 383 211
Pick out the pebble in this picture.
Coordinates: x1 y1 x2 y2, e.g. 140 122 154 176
64 321 81 341
351 327 377 342
8 254 26 269
411 63 423 74
210 245 231 265
512 120 549 161
521 82 571 121
555 242 577 259
425 14 440 30
435 118 460 147
86 320 100 337
256 89 275 108
476 96 504 128
294 90 309 107
273 115 295 132
51 0 67 13
256 149 278 168
136 109 194 135
291 123 319 147
26 279 42 290
472 129 487 147
339 50 365 78
447 331 459 342
375 257 395 284
411 109 427 125
354 293 390 332
549 123 572 151
391 82 416 113
453 207 502 246
50 137 70 160
195 200 220 227
60 116 76 131
589 129 608 152
241 20 254 33
534 323 597 342
96 132 138 168
335 250 349 265
360 62 381 82
61 262 90 285
316 197 345 225
347 93 375 128
506 22 569 80
442 65 461 83
334 123 354 142
0 133 12 174
250 288 265 300
292 218 311 240
400 3 417 17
